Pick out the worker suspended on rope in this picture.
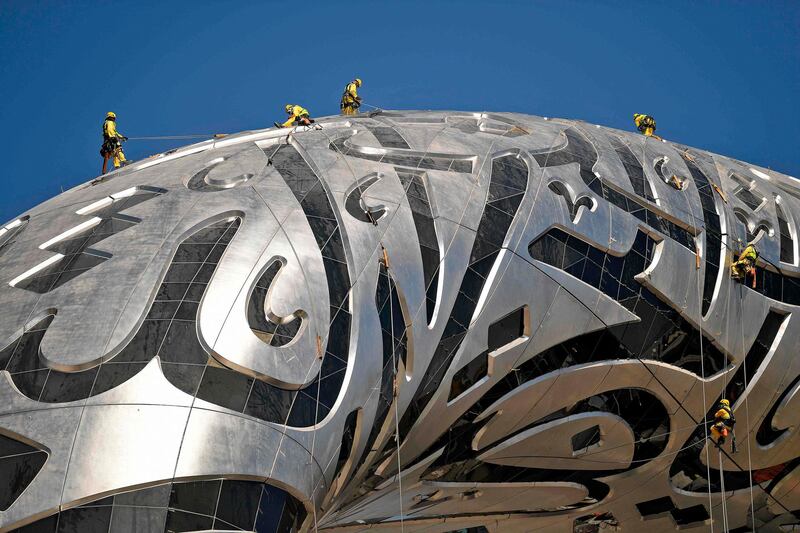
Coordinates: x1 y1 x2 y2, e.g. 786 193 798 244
100 112 128 174
710 399 736 449
633 113 663 140
276 104 314 128
340 78 362 115
731 243 758 285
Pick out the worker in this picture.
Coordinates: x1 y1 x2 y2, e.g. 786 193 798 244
277 104 314 128
731 243 758 283
100 112 128 174
340 78 362 115
709 399 736 448
633 113 661 140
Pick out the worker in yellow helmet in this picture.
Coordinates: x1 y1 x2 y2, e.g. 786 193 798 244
633 113 662 140
100 112 128 174
731 243 758 285
340 78 362 115
277 104 314 129
709 399 736 449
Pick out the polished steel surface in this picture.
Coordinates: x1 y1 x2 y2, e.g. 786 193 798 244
0 111 799 532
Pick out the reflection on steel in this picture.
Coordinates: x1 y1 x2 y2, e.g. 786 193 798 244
0 111 799 532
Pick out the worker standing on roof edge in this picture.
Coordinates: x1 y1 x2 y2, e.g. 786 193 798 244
633 113 662 140
341 78 362 115
100 112 128 174
277 104 314 128
710 399 736 449
731 242 758 284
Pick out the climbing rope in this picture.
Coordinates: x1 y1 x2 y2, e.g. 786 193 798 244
564 144 724 517
677 148 763 530
311 381 323 532
383 247 406 532
718 448 730 533
735 283 758 528
359 102 385 116
677 171 716 532
125 134 223 140
676 147 779 529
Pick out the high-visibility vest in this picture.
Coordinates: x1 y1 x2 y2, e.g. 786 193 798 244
289 105 309 117
103 119 122 140
341 82 359 105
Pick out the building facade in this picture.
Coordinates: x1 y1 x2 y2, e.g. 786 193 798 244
0 111 798 532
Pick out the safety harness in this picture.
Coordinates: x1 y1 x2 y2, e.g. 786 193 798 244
341 83 360 109
716 405 736 427
100 120 122 156
637 115 656 133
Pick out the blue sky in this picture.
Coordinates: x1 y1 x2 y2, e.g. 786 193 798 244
1 1 798 221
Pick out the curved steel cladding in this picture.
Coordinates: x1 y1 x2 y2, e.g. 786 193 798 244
0 111 798 533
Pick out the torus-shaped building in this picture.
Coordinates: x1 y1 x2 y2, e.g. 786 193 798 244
0 111 798 532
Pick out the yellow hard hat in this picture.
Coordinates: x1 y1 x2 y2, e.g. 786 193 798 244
285 104 293 113
355 78 362 87
106 111 116 119
720 399 730 406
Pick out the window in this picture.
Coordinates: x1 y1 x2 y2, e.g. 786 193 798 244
776 201 795 264
571 425 601 454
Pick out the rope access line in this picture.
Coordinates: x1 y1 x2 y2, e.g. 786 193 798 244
125 134 224 140
383 247 406 533
653 141 792 529
735 283 758 529
718 449 730 533
621 313 795 521
675 167 716 533
615 139 712 503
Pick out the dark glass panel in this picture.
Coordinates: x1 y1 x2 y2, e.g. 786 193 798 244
55 506 112 533
163 510 213 532
169 479 220 516
215 480 261 531
38 368 98 403
488 307 525 351
670 504 710 526
0 448 47 511
734 187 764 211
777 202 795 264
196 367 253 412
157 321 207 365
160 363 204 396
635 496 674 517
571 425 601 452
448 352 488 401
369 126 410 149
114 483 171 507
